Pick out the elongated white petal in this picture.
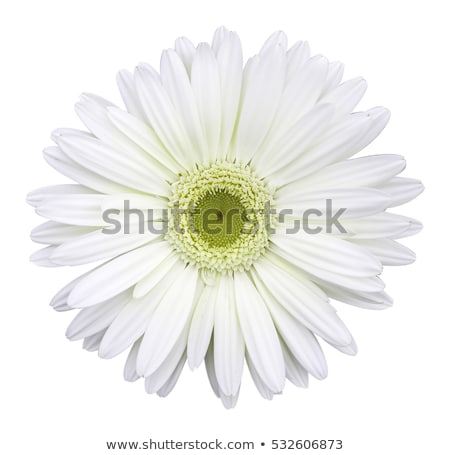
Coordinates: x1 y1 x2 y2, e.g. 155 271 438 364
270 55 329 137
269 238 384 293
271 232 382 278
281 339 309 388
30 245 59 267
174 37 196 74
68 240 171 308
31 221 96 245
98 270 177 359
320 77 367 118
235 45 286 163
336 212 421 239
106 106 181 174
124 338 142 382
145 333 187 394
278 154 406 197
253 103 335 176
116 69 146 120
134 64 193 169
66 290 131 340
27 184 96 207
234 272 285 392
160 49 207 163
76 94 175 182
273 113 372 186
157 352 187 397
321 61 344 96
286 40 310 82
246 354 274 400
260 30 288 54
187 283 218 369
191 43 221 161
34 194 105 226
55 133 169 196
213 273 245 396
348 238 416 265
216 31 242 160
252 269 327 379
205 340 220 398
82 329 106 352
276 187 391 219
377 177 425 207
253 258 353 347
50 229 157 266
136 264 198 376
43 146 132 194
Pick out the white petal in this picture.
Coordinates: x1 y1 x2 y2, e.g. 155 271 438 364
191 43 221 161
269 55 329 137
124 338 142 382
31 221 96 245
34 193 105 226
50 229 158 266
187 282 217 369
234 272 285 392
215 31 242 160
132 252 180 300
116 69 146 120
351 107 391 153
321 61 344 96
278 154 406 197
269 239 384 293
98 286 164 359
107 106 182 174
318 281 393 310
75 94 175 182
394 218 423 239
145 337 187 394
253 258 353 347
281 339 309 388
275 187 391 219
335 212 420 239
253 103 335 176
27 184 95 207
160 49 207 163
377 177 425 207
213 273 245 396
43 146 131 194
136 264 198 376
211 26 229 53
246 354 274 400
260 31 288 54
320 76 367 118
205 340 220 397
134 64 193 169
235 45 286 163
68 240 171 308
54 132 169 196
157 353 187 397
82 330 106 352
271 232 382 278
269 112 371 186
30 245 59 267
66 290 131 340
286 40 310 82
348 238 416 265
251 269 327 379
174 36 196 74
50 272 88 312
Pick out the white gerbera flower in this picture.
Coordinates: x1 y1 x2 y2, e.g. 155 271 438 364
28 27 423 408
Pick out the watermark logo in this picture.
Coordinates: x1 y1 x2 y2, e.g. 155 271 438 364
101 199 347 235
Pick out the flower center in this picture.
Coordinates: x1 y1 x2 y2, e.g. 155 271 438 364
166 161 273 272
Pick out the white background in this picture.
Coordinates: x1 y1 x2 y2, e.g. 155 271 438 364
1 1 448 454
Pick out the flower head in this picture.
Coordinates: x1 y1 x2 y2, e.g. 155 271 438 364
28 27 423 407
